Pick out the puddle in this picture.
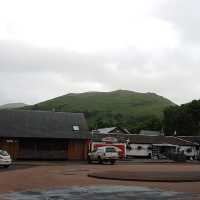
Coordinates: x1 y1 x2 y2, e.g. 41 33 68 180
1 186 200 200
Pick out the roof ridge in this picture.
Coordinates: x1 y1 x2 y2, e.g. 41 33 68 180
170 136 194 145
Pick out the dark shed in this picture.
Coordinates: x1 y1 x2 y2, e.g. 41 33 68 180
0 110 91 160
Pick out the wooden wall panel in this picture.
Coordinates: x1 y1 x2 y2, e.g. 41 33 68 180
0 138 89 160
68 140 88 160
18 139 68 160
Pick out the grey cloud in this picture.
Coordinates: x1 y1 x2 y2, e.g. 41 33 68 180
1 37 200 105
0 41 149 82
156 0 200 44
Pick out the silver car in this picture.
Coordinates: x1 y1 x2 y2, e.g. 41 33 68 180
88 146 119 164
0 150 12 168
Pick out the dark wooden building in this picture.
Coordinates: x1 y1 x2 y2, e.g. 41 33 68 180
0 110 91 160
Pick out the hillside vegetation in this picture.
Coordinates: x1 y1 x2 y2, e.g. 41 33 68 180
163 99 200 136
0 103 28 110
25 90 175 132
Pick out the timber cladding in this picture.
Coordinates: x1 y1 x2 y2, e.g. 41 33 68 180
0 110 91 160
17 139 68 160
0 139 88 160
67 140 89 160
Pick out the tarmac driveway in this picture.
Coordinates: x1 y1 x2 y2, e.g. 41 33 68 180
0 162 200 199
0 164 36 172
1 186 200 200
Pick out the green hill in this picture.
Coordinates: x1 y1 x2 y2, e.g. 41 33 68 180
0 103 28 110
25 90 175 132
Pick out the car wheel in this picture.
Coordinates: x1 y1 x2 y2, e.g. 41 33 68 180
148 153 152 159
3 165 9 168
88 156 92 164
110 160 115 165
98 156 103 164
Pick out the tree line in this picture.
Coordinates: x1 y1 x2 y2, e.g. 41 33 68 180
89 99 200 136
163 100 200 136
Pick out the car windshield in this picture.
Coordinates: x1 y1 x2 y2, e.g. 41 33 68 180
0 150 9 156
106 147 116 153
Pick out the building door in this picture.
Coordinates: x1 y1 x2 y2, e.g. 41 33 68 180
68 140 87 160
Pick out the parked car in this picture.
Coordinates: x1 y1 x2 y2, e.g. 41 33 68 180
88 146 119 164
0 150 12 168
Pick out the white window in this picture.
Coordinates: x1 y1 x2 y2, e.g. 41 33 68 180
73 125 80 131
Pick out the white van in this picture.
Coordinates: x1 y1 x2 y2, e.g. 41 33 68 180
0 150 12 168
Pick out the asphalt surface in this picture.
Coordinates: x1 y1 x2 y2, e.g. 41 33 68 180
0 164 36 172
1 186 200 200
0 161 200 199
89 170 200 182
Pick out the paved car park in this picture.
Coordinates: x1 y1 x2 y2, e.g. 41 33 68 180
2 186 200 200
0 164 36 172
0 162 200 199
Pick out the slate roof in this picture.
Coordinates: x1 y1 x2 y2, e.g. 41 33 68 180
0 110 90 139
128 135 195 146
178 136 200 145
96 127 130 134
92 133 195 146
139 130 162 136
97 127 117 134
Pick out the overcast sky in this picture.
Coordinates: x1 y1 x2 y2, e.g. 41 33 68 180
0 0 199 105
